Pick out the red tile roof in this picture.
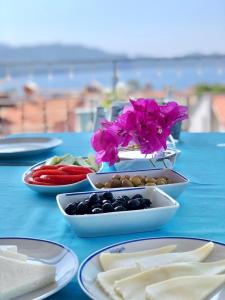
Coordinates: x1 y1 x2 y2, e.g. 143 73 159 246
213 95 225 129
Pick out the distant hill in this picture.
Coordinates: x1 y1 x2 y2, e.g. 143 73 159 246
0 43 127 64
1 44 225 65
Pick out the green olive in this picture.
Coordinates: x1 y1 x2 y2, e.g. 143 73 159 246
112 174 121 180
156 178 167 185
146 177 157 183
95 182 104 189
140 177 146 185
131 176 142 186
121 178 133 187
104 181 112 188
111 179 122 188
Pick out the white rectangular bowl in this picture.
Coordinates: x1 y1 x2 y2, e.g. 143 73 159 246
87 168 189 198
56 187 179 237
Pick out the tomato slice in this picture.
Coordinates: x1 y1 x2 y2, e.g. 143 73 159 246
39 174 87 185
58 166 93 175
33 164 68 171
32 169 67 177
25 176 55 186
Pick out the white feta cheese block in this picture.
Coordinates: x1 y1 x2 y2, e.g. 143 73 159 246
0 246 18 253
138 242 214 271
99 245 177 271
0 255 56 300
0 248 27 261
145 275 225 300
114 260 225 300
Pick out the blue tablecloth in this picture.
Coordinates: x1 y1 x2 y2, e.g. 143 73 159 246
1 132 225 299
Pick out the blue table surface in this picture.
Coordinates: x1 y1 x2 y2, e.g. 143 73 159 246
1 132 225 299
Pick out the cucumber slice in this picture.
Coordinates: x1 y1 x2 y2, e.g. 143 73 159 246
59 154 76 165
75 157 91 168
86 154 99 171
45 156 61 165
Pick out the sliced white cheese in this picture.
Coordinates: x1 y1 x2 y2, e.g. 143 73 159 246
145 275 225 300
138 242 214 271
99 245 177 271
0 255 56 300
0 248 27 261
0 245 18 253
114 260 225 300
97 266 139 300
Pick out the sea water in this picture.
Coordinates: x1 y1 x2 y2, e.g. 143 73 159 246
1 59 225 93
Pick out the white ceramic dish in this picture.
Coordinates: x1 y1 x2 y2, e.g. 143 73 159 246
56 187 179 237
23 160 103 194
117 148 179 170
0 137 62 157
0 237 78 300
87 168 189 198
78 237 225 300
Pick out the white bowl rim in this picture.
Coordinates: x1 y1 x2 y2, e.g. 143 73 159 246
23 160 102 188
87 168 189 190
56 187 179 218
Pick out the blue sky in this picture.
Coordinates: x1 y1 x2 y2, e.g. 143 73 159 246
0 0 225 56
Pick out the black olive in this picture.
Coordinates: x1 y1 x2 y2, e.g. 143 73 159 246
91 203 102 210
102 203 114 213
115 196 127 205
65 203 77 215
137 198 145 209
102 191 114 201
102 199 111 205
112 200 123 208
92 208 103 214
121 195 130 202
76 202 88 214
115 196 123 201
132 194 143 199
114 206 126 212
83 199 94 213
84 198 92 208
143 198 152 208
127 199 141 210
89 193 100 205
84 198 89 205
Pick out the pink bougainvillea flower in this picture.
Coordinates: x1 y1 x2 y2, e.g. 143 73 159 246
101 112 135 147
130 98 160 115
91 98 188 165
95 147 119 166
91 128 120 165
160 101 188 128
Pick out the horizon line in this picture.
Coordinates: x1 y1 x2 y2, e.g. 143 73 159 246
0 42 225 59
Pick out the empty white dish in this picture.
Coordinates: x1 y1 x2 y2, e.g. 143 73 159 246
87 168 189 198
0 137 62 157
56 187 179 237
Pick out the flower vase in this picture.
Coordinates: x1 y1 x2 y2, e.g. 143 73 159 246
114 147 177 171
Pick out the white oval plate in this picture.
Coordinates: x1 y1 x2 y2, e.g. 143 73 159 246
0 237 79 300
0 137 62 157
78 237 225 300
